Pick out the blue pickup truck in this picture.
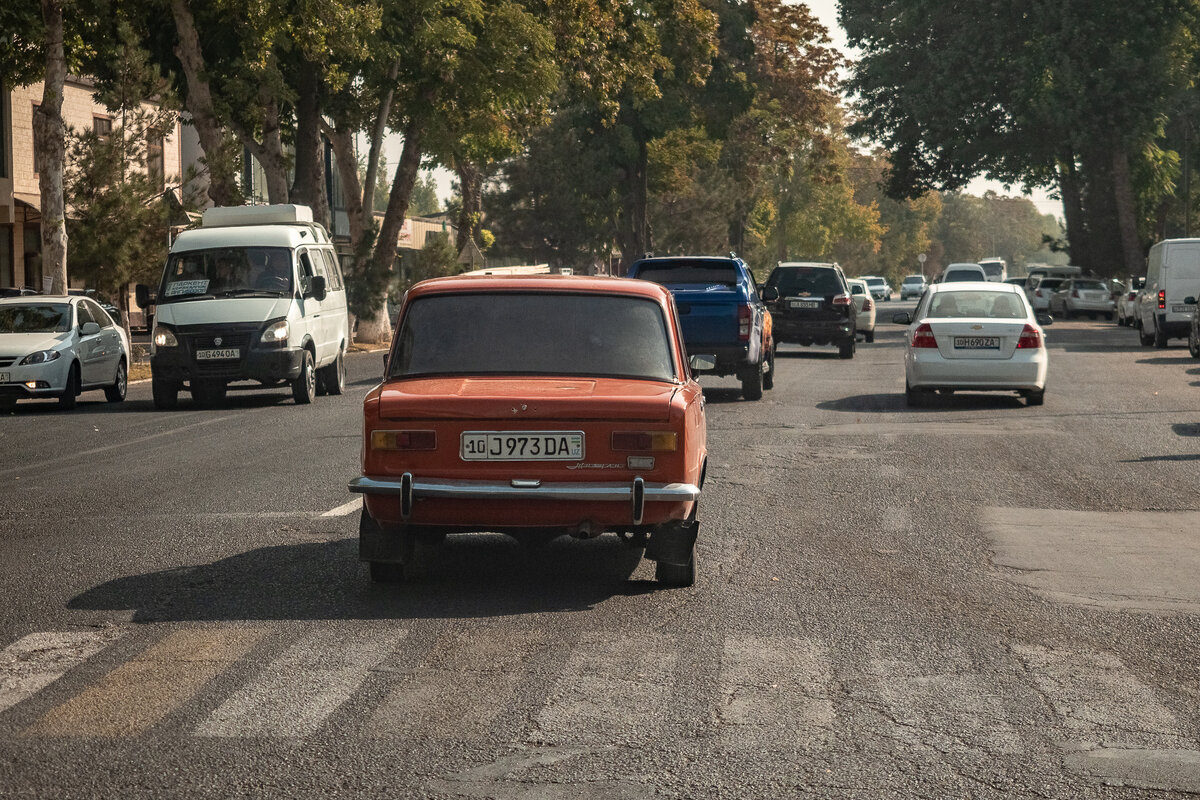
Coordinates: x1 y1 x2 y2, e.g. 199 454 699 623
628 255 774 400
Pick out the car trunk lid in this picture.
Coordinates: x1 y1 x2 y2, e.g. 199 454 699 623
926 318 1028 359
380 377 678 421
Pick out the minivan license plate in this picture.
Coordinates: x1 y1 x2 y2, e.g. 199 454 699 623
196 348 239 360
1173 304 1195 313
461 431 584 461
953 337 1000 349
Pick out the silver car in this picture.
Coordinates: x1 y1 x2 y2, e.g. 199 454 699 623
1049 278 1116 320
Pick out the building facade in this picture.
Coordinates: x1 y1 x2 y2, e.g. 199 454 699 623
0 77 183 290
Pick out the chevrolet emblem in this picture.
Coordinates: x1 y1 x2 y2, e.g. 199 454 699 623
971 325 983 330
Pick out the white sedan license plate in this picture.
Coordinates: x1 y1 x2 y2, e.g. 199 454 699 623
1173 304 1195 313
788 299 820 309
461 431 584 461
196 348 240 360
953 336 1000 350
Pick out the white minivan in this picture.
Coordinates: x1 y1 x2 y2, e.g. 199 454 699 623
1136 238 1200 348
138 205 350 408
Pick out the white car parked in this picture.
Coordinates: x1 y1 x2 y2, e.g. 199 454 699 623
892 282 1050 407
846 279 877 342
0 296 129 411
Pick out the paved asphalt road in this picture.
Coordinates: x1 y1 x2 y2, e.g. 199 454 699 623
2 304 1200 798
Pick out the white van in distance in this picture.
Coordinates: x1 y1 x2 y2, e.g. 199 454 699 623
1136 238 1200 348
137 204 349 408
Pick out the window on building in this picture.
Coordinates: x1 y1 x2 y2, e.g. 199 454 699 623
93 116 112 142
32 103 42 174
147 132 164 191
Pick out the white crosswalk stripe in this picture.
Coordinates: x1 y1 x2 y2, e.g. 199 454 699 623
0 630 124 716
196 626 405 738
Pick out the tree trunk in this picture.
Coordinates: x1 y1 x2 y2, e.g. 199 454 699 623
36 0 68 295
1057 151 1089 270
616 138 652 274
1111 144 1145 279
169 0 241 207
233 83 289 204
454 159 483 255
357 120 426 344
362 60 400 220
1080 146 1123 277
290 61 329 226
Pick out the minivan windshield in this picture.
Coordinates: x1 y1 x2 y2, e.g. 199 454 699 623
158 247 294 302
391 293 677 381
0 303 72 333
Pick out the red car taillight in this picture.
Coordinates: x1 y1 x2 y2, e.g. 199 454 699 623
833 294 852 308
737 304 752 342
1128 292 1137 301
1035 289 1044 298
611 431 678 451
371 430 437 451
1159 289 1166 309
863 298 873 311
911 323 937 348
1016 324 1042 349
1071 289 1080 298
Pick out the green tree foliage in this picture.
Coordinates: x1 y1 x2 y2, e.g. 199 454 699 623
408 173 441 217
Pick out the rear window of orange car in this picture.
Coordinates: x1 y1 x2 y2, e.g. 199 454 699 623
391 293 678 381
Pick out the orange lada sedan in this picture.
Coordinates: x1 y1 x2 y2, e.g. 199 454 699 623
348 275 708 586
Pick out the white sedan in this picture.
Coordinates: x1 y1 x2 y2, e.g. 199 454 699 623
891 282 1051 407
0 296 129 411
846 278 877 342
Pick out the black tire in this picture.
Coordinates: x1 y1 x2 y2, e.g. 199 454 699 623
1109 311 1116 322
865 329 875 343
191 380 227 406
762 346 775 391
152 378 179 410
905 379 925 408
0 396 16 412
1190 326 1200 359
1026 388 1045 406
318 350 346 396
1139 321 1154 346
104 359 127 403
655 553 696 587
58 364 79 410
1154 319 1169 348
838 339 854 359
741 364 764 401
292 350 316 404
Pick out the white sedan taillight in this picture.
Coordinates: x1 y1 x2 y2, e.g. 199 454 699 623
1016 324 1042 349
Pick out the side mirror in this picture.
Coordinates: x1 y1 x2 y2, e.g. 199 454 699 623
761 286 779 302
304 275 327 301
891 312 912 325
382 353 389 373
689 354 716 372
80 321 101 336
1036 313 1053 326
1186 296 1196 305
135 284 150 309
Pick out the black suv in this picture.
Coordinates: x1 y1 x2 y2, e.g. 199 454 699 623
762 262 856 358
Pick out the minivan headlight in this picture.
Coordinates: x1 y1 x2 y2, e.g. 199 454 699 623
19 349 61 365
153 325 178 348
260 320 289 346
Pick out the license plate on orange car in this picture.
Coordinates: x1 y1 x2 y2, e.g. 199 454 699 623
461 431 584 461
953 336 1000 349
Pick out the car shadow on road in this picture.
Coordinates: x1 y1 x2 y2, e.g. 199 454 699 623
1121 453 1200 462
1172 423 1200 437
700 387 744 404
817 392 1024 413
1136 355 1196 365
67 534 655 623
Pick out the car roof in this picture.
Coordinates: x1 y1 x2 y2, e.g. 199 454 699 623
775 261 837 269
927 281 1023 294
944 263 984 270
406 274 673 302
846 278 868 286
902 274 925 280
0 295 79 305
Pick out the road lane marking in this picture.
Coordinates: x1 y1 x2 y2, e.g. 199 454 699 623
533 633 676 745
197 627 404 738
27 627 263 737
320 498 361 518
719 636 835 745
0 630 125 715
372 630 543 740
0 415 238 478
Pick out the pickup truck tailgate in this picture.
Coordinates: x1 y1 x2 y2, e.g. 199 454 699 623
669 284 740 347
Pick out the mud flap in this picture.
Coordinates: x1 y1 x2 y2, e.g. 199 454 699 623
358 507 408 563
644 518 699 566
